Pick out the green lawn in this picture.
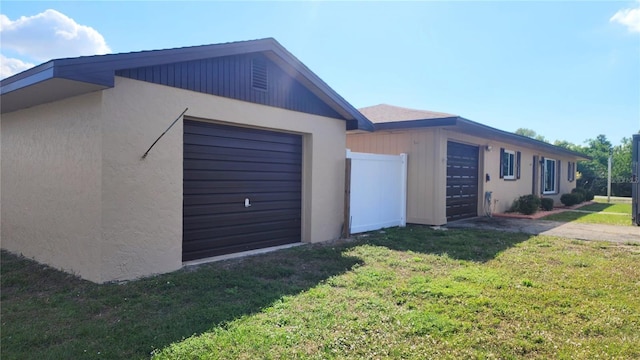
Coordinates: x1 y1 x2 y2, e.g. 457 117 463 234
2 227 639 359
577 202 632 214
542 202 632 226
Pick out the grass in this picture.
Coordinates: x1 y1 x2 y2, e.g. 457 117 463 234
577 203 631 214
542 202 632 226
2 227 640 359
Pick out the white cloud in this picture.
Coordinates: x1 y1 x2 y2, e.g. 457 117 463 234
0 54 35 79
0 9 111 62
610 5 640 33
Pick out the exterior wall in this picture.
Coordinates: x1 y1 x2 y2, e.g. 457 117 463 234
98 77 346 281
347 129 445 225
1 76 347 283
347 128 580 224
1 92 104 282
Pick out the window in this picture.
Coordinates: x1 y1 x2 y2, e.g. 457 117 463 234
500 148 520 180
544 158 556 194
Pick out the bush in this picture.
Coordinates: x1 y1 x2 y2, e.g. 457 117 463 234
560 193 581 206
515 194 541 215
540 198 554 211
584 190 594 201
571 188 585 204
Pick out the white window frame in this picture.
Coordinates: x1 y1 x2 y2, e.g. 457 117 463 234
543 158 556 194
502 150 516 180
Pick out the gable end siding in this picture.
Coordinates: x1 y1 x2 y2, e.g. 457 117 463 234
115 53 343 120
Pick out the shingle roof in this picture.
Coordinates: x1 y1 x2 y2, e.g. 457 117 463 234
354 103 590 160
358 104 456 123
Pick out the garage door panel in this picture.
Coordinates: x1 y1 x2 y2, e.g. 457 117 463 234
184 148 301 164
184 180 301 195
184 159 301 173
446 142 479 221
446 187 478 197
184 208 301 230
184 237 302 262
184 220 300 242
184 227 301 251
184 192 300 206
185 133 301 153
183 200 302 217
184 119 302 261
185 170 301 182
185 122 302 145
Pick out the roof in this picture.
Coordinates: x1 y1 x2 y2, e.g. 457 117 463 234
0 38 374 131
356 104 590 160
359 104 456 122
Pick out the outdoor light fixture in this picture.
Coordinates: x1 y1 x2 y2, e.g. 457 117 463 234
485 145 492 152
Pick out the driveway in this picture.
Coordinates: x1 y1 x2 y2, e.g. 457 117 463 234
447 217 640 244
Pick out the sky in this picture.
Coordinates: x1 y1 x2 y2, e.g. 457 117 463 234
1 1 639 146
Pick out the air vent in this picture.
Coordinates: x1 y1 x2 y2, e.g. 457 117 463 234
251 58 268 91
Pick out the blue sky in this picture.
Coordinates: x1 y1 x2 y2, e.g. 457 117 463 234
1 1 638 146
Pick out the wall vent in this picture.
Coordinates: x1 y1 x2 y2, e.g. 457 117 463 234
251 58 268 91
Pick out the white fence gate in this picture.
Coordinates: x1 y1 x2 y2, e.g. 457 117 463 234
346 150 407 234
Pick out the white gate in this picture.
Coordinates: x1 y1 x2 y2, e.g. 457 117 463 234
346 150 407 234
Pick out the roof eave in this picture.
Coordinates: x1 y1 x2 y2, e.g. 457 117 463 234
455 118 591 160
0 38 373 130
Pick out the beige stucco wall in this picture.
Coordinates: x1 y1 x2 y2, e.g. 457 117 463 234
2 76 347 283
98 77 347 281
1 92 104 282
347 128 579 224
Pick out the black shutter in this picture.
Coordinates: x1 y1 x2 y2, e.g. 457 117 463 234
540 156 545 193
532 155 538 194
556 160 561 194
516 151 521 179
499 148 505 178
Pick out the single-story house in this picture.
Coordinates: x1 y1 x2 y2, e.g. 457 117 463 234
0 38 374 283
347 104 590 225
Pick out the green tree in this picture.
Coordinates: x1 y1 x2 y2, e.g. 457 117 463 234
612 137 632 182
515 128 548 143
577 135 612 195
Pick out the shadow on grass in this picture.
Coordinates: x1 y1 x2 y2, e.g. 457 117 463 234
1 225 533 359
0 246 362 360
360 225 533 263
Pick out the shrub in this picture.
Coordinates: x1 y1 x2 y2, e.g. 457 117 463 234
515 194 541 215
540 198 554 211
571 188 586 204
584 190 594 201
560 193 581 206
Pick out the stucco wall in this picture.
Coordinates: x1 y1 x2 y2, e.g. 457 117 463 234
98 77 347 281
1 92 103 282
2 76 347 283
347 128 579 224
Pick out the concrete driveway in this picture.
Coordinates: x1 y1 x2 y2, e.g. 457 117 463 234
447 217 640 244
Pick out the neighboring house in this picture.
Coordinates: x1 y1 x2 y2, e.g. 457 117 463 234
347 104 589 225
0 38 373 283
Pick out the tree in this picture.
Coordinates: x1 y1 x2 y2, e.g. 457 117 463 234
515 128 548 143
577 135 612 195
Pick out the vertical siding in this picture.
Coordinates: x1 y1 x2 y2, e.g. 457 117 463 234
115 54 342 120
347 129 443 225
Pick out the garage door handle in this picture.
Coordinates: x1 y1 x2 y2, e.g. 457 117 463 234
244 198 252 208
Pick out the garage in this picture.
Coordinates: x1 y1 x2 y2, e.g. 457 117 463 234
446 141 479 221
183 120 303 261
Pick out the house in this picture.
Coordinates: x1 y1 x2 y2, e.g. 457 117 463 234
347 104 589 225
0 38 374 283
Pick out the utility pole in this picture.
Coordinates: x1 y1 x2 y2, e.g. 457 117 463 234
607 147 612 203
